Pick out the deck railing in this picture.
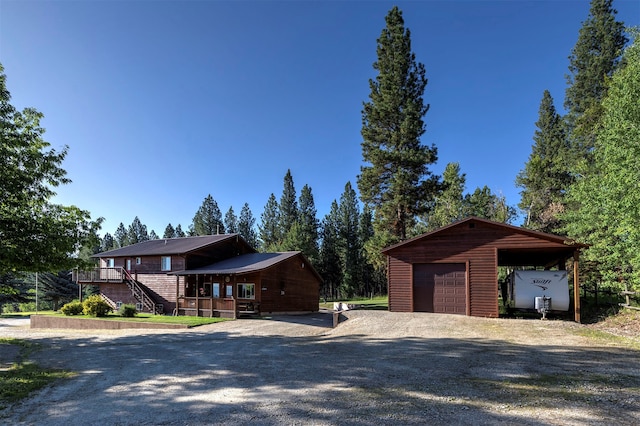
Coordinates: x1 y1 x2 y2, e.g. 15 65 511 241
73 267 125 283
177 297 236 318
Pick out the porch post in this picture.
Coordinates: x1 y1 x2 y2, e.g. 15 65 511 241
574 250 581 323
175 275 179 316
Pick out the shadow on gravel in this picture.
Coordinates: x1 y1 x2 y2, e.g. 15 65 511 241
2 326 639 425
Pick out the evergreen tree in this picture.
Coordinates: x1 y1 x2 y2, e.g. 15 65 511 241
224 206 238 234
358 6 439 249
564 35 640 290
565 0 627 157
428 162 466 230
464 187 516 223
516 90 572 232
259 193 280 251
297 184 319 264
101 233 115 252
279 169 298 237
338 182 362 298
0 272 31 312
39 271 78 311
163 223 176 239
174 224 185 238
191 194 224 235
149 230 159 240
238 203 258 248
127 216 149 244
114 222 128 248
358 205 382 296
318 201 343 300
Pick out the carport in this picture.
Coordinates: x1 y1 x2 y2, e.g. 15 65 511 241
382 217 587 322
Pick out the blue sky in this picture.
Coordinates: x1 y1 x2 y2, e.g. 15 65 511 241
1 0 639 237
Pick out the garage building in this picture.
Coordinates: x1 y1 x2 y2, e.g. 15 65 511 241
382 217 586 321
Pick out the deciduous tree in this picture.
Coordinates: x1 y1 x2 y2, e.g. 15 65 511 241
0 64 100 273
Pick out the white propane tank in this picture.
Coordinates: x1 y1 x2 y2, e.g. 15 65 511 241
510 270 569 311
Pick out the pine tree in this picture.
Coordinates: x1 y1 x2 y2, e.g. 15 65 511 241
565 0 627 157
279 169 298 237
39 271 78 310
191 194 224 235
149 230 159 240
358 205 381 296
318 201 343 300
238 203 258 248
297 184 319 264
163 223 176 239
464 186 515 223
259 193 280 251
114 222 128 248
127 216 149 244
516 90 572 232
174 224 185 238
338 182 361 298
358 6 439 249
101 233 115 252
225 206 238 234
428 162 466 230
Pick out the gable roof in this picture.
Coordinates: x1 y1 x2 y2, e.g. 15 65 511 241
382 217 587 254
92 234 251 258
170 252 323 281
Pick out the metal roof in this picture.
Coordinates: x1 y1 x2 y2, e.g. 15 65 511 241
170 252 303 276
381 217 587 254
92 234 245 258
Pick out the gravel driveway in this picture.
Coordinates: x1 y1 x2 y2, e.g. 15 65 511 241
1 310 639 425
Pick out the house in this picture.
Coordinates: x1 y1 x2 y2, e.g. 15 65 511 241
171 251 321 316
382 217 586 321
74 234 321 317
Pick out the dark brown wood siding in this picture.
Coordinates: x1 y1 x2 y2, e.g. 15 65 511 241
259 255 320 313
386 220 577 318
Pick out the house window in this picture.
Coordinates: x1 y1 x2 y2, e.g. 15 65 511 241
161 256 171 271
126 259 132 271
225 284 233 298
237 283 255 300
106 258 114 268
116 301 123 310
213 283 220 298
136 257 141 265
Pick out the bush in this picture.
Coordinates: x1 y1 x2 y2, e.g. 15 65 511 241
82 295 112 317
60 300 84 316
119 304 137 317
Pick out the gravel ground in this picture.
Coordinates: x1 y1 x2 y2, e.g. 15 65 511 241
1 311 639 425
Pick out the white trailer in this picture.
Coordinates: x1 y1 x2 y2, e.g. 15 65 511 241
508 270 570 312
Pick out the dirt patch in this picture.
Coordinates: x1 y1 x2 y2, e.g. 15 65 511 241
0 311 639 425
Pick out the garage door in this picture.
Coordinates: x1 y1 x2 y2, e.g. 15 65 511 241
413 263 467 314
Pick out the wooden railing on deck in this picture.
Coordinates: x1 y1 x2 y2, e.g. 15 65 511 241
73 267 124 283
177 297 236 318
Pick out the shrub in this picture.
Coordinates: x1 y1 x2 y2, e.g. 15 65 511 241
60 301 84 316
82 295 112 317
119 304 137 317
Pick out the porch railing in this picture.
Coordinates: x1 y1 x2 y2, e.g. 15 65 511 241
73 267 124 283
177 297 236 318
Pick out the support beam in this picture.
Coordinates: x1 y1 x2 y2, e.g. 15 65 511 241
574 250 581 323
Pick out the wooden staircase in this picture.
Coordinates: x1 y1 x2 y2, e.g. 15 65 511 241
122 269 163 315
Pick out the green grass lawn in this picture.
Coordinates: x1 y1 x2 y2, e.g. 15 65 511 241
0 338 75 409
320 295 388 310
2 311 230 327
